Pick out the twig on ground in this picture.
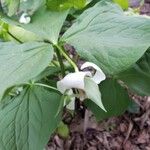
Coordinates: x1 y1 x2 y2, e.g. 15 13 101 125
123 120 133 145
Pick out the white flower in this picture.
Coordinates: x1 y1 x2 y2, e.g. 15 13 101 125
57 71 92 93
57 62 106 110
19 13 31 24
81 62 106 84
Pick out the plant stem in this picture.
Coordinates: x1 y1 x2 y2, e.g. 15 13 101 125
55 44 79 72
34 83 59 92
55 47 65 77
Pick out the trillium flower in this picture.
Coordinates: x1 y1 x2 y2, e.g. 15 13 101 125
57 62 106 110
19 13 31 24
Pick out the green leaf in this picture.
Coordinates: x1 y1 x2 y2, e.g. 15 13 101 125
84 77 106 112
19 0 44 15
1 0 44 16
0 86 62 150
8 25 42 42
2 6 69 44
127 101 140 114
0 21 9 40
113 0 129 10
0 0 20 16
46 0 86 11
62 1 150 75
85 79 131 121
0 42 53 99
34 66 60 81
118 48 150 96
57 122 69 138
7 0 20 16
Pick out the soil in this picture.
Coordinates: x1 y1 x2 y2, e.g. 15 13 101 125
47 47 150 147
47 96 150 150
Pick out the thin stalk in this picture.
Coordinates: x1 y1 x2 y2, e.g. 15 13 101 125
34 83 59 92
55 47 65 77
55 44 79 72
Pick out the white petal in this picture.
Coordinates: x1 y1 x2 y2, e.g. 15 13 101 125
81 62 106 84
19 13 31 24
57 71 91 94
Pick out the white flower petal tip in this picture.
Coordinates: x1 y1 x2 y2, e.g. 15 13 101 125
81 62 106 84
57 71 92 94
99 102 107 112
19 13 31 24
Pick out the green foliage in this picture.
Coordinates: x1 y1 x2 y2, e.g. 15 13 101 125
0 21 8 40
0 0 149 149
1 0 43 16
62 1 150 75
118 48 150 96
3 6 69 44
0 86 62 150
46 0 86 11
19 0 44 15
127 101 140 114
57 121 69 138
8 25 42 42
113 0 129 10
6 0 20 16
34 66 61 82
85 79 131 120
0 42 53 99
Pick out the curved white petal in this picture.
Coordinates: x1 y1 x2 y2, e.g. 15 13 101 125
81 62 106 84
57 71 92 94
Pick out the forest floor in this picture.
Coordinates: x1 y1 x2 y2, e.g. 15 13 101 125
47 95 150 150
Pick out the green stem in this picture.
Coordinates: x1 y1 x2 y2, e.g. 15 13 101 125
55 44 79 72
55 47 65 77
34 83 59 92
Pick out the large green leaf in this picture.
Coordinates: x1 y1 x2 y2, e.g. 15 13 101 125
0 42 53 99
85 79 131 121
0 86 62 150
118 48 150 96
62 1 150 75
2 6 69 44
46 0 86 11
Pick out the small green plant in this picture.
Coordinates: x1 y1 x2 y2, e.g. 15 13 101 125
0 0 149 149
